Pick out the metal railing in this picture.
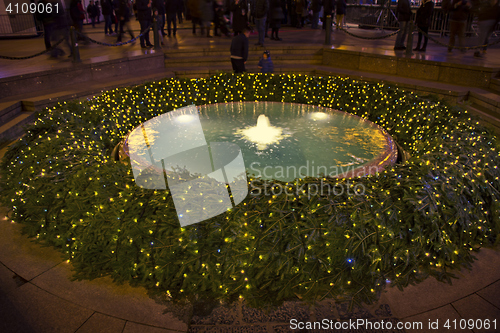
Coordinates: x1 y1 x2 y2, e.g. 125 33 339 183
344 4 500 37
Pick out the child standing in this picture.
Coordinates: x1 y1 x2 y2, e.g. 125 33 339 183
258 51 274 73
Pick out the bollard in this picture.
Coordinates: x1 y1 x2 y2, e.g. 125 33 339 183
70 26 81 63
153 19 161 51
406 21 414 57
325 15 332 45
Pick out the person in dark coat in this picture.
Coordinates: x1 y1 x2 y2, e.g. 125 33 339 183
201 0 215 37
116 0 135 42
70 0 85 34
231 0 248 35
230 27 250 72
269 0 284 39
446 0 471 52
101 0 114 34
336 0 346 29
258 50 274 73
188 0 203 34
310 0 321 28
394 0 411 50
166 0 180 36
472 0 499 57
87 1 98 27
413 0 434 51
322 0 334 30
136 0 153 47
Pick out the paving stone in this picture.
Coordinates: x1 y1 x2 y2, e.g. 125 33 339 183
403 304 469 333
0 261 27 296
0 215 64 281
336 302 375 320
123 321 182 333
75 312 126 333
0 282 93 333
30 262 187 331
378 247 500 318
452 294 500 333
476 280 500 310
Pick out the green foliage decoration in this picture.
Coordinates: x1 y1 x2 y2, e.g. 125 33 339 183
1 73 499 308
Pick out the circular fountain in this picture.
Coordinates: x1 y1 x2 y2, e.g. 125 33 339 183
120 101 397 182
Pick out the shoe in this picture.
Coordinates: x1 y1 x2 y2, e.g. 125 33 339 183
146 43 153 47
413 47 420 51
394 46 406 50
474 51 483 58
420 48 426 52
275 37 282 41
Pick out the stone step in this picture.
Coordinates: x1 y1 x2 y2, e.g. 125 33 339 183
165 54 322 68
0 112 34 147
0 102 22 126
468 91 500 115
164 46 324 58
490 78 500 94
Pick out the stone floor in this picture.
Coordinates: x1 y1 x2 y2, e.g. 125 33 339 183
0 19 500 333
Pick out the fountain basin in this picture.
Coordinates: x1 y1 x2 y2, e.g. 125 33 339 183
120 102 397 182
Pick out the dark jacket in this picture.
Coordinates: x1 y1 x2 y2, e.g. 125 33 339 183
258 56 274 73
415 0 434 26
396 0 411 21
136 0 152 20
230 32 249 61
311 0 321 12
336 0 346 15
269 0 284 19
323 0 335 15
70 0 85 21
101 0 113 15
116 0 130 19
472 0 498 21
166 0 180 14
254 0 269 18
448 0 470 21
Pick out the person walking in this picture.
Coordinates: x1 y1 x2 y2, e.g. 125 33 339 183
394 0 412 50
472 0 499 57
201 0 215 37
310 0 321 28
87 1 98 28
269 0 284 40
136 0 153 48
413 0 434 51
188 0 202 34
446 0 471 53
166 0 181 36
116 0 135 42
230 27 250 73
322 0 334 30
101 0 114 34
336 0 346 29
254 0 269 46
